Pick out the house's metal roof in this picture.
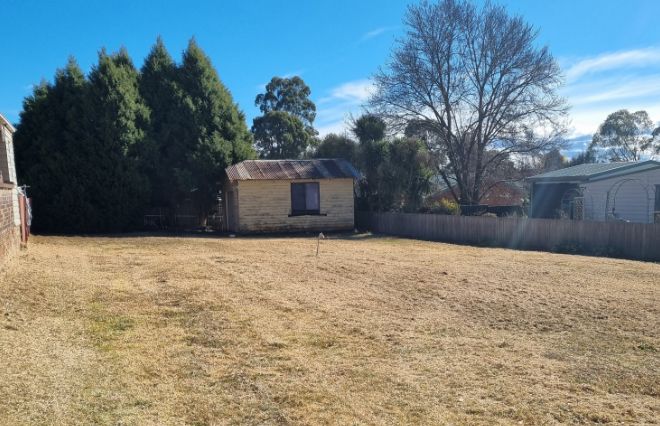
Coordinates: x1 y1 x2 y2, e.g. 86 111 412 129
526 160 660 182
225 159 360 181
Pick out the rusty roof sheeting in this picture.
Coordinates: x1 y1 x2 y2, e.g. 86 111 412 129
226 159 360 181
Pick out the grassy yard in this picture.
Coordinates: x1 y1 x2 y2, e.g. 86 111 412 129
0 234 658 425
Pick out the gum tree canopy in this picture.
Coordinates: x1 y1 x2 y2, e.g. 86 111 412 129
371 0 567 205
252 76 318 159
590 110 660 161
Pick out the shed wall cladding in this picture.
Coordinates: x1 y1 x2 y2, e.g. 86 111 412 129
237 178 354 232
583 168 660 223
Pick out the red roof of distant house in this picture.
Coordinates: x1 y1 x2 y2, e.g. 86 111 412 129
430 181 525 206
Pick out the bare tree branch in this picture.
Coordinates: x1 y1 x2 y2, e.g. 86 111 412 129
371 0 567 204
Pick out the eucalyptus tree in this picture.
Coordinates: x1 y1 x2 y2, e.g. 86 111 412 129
590 109 659 161
252 76 318 159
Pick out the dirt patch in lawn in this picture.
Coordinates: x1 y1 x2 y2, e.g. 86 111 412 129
0 234 658 424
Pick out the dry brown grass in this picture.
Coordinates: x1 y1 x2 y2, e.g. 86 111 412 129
0 234 658 425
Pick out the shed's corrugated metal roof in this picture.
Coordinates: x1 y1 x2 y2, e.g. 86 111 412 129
527 160 660 182
226 159 360 181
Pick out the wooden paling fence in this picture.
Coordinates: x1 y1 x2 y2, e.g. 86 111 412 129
356 211 660 262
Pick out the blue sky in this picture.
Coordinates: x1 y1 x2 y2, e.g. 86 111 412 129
2 0 660 156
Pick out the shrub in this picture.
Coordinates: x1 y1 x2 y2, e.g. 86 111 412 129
423 198 461 215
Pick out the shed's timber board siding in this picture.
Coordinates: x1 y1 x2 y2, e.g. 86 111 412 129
235 178 354 233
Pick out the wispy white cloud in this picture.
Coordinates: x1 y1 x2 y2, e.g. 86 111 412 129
316 120 353 137
319 79 374 104
567 75 660 106
315 78 375 137
561 46 660 139
359 26 396 42
564 47 660 81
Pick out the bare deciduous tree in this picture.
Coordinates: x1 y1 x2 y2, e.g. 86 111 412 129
371 0 567 204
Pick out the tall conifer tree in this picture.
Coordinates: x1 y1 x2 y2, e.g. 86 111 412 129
14 39 255 232
173 39 254 216
86 48 150 231
139 37 180 208
14 58 91 232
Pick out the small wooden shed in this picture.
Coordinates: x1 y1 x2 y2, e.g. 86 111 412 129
222 159 360 233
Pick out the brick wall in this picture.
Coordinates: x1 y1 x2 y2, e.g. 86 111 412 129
0 187 20 264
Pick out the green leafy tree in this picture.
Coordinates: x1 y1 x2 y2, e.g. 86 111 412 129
567 148 597 167
252 111 312 159
541 149 567 172
352 115 390 211
312 133 358 164
352 114 386 144
387 137 433 211
252 76 317 159
175 39 254 216
255 76 316 128
590 110 659 161
351 115 432 212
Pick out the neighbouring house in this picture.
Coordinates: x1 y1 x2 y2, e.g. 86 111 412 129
0 113 22 263
527 160 660 223
430 180 526 207
427 179 526 216
223 159 360 233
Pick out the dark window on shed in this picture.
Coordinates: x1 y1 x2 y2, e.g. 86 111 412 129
655 185 660 211
291 182 320 215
